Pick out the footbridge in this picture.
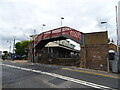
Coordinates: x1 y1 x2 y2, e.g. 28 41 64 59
34 26 85 50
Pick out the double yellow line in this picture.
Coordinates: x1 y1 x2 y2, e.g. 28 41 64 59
62 68 120 79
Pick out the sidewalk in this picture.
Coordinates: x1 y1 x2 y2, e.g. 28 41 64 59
62 66 120 79
3 59 28 63
10 60 28 63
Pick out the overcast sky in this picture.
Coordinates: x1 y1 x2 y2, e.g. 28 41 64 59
0 0 119 51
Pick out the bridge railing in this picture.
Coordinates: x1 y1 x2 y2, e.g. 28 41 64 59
34 26 83 45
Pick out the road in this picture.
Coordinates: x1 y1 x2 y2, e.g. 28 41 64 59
1 60 120 89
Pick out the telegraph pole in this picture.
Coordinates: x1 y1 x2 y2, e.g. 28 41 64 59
33 29 36 63
115 6 119 52
9 41 11 53
13 36 15 60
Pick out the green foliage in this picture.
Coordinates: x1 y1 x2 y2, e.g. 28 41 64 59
15 40 33 59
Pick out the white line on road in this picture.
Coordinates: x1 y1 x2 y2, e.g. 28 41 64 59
2 64 116 90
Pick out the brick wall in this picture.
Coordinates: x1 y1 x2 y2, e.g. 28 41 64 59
85 31 108 45
80 31 109 71
80 44 108 71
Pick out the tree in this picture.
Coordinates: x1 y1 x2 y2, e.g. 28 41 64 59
15 40 32 59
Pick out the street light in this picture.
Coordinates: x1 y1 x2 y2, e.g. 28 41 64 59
101 22 107 31
60 17 64 36
61 17 64 27
33 29 36 63
13 36 15 54
42 24 46 32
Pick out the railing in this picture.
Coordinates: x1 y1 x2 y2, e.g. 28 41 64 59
34 26 83 46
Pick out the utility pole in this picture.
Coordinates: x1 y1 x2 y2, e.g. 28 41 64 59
13 36 15 60
9 41 11 53
33 29 36 63
13 37 15 54
115 6 119 52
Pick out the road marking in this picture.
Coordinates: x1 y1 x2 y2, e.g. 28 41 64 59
62 68 120 79
2 64 116 90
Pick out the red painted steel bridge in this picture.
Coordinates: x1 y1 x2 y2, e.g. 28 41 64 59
34 26 84 50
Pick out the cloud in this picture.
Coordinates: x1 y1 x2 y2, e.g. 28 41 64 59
0 0 119 51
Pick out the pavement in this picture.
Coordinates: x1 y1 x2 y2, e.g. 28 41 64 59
1 60 120 89
62 66 119 79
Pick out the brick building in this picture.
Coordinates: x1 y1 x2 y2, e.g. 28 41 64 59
80 31 109 71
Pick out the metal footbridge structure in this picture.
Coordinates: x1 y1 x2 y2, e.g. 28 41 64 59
34 26 85 50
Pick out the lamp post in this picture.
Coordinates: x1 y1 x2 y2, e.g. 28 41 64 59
101 22 107 31
115 6 119 52
33 29 36 63
60 17 64 36
59 17 64 44
61 17 64 27
42 24 46 32
12 36 15 60
13 36 15 54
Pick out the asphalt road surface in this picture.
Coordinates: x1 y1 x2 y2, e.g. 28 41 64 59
1 60 120 89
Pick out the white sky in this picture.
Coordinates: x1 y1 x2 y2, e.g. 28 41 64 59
0 0 119 51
